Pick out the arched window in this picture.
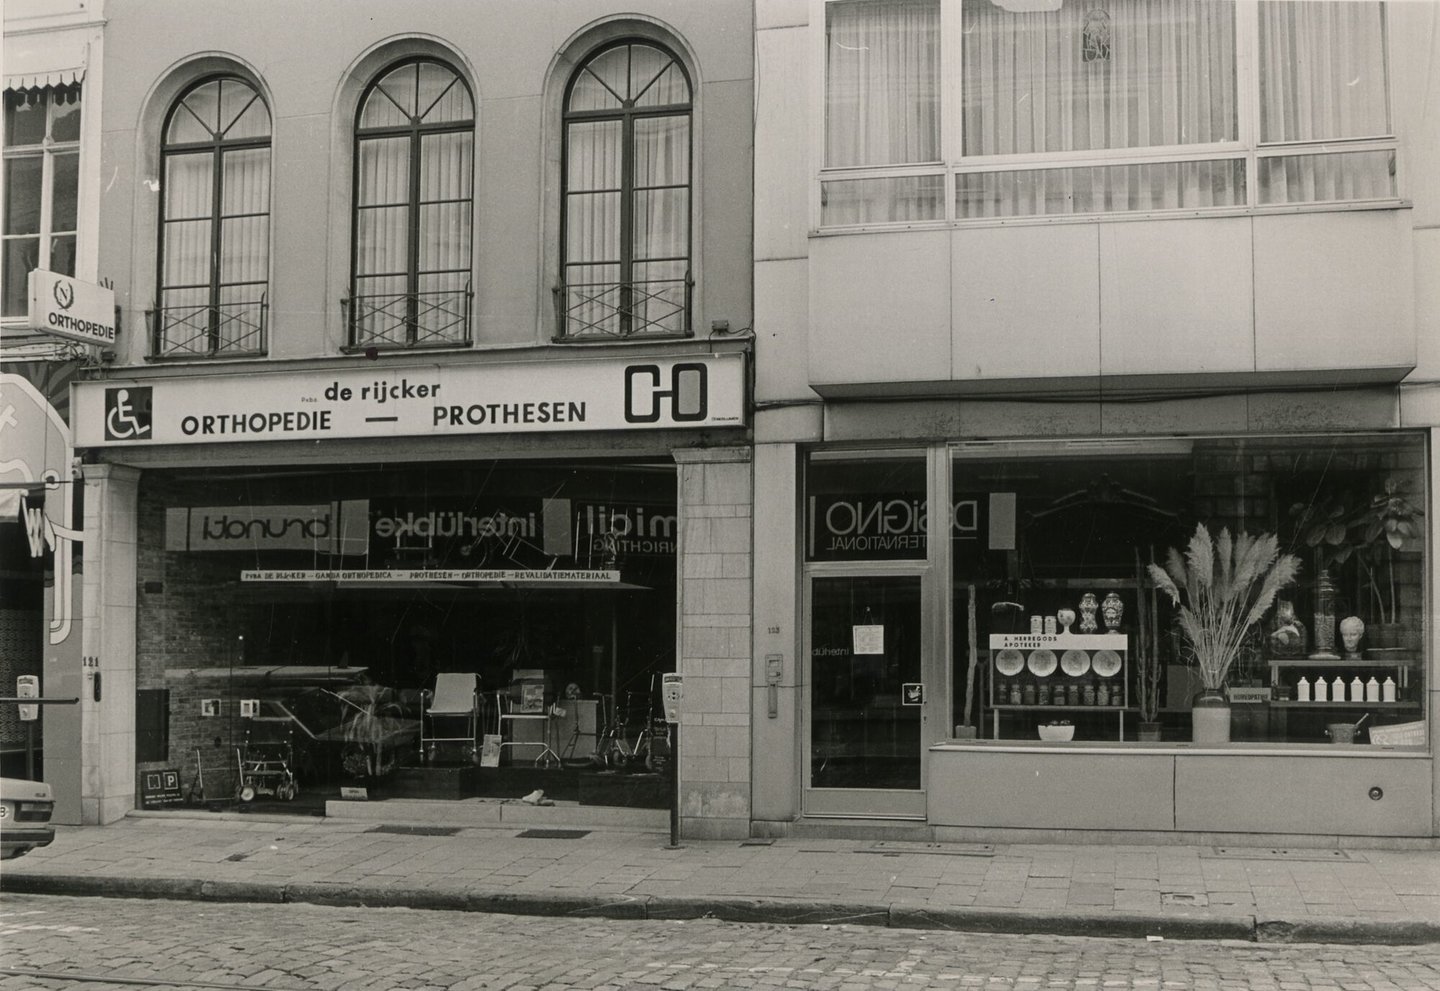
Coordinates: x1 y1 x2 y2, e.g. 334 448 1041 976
560 41 692 340
156 76 270 357
350 58 474 350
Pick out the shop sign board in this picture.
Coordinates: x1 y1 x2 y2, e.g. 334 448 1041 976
807 495 982 562
240 569 621 583
28 270 117 345
70 354 746 447
139 768 185 809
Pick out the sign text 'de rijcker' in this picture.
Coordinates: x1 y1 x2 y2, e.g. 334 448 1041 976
70 354 745 446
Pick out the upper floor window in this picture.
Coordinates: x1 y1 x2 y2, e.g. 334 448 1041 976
349 58 474 351
558 41 692 341
3 84 81 319
821 0 1394 226
155 76 271 358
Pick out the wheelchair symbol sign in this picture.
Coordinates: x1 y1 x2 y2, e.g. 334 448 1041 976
104 387 153 441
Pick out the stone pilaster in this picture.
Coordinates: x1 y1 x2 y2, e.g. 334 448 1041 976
80 463 140 824
674 446 753 840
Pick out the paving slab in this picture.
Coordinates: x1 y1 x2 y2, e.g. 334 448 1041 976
1 808 1437 944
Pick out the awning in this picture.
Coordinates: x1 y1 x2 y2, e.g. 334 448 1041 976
4 33 88 93
4 66 85 92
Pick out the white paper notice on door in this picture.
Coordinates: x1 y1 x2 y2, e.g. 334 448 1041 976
852 624 885 655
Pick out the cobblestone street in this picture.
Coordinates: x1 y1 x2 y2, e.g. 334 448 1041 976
2 894 1439 991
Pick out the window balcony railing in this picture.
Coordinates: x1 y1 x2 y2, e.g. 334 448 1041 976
148 296 268 359
343 284 472 351
553 274 692 341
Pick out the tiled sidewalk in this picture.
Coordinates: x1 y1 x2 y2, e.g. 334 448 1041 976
3 806 1438 944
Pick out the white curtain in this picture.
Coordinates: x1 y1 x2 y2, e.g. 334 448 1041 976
566 119 623 335
1258 1 1391 204
825 0 940 168
960 0 1238 217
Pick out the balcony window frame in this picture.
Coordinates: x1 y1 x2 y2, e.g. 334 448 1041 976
153 74 271 359
557 39 695 342
814 0 1399 231
347 56 475 353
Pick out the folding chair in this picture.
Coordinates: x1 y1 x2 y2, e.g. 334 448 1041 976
420 673 479 763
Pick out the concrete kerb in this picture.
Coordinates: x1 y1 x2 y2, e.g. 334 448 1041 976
6 873 1440 944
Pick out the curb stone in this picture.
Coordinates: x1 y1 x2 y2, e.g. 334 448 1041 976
6 872 1440 944
890 905 1255 941
1255 917 1440 945
646 895 890 927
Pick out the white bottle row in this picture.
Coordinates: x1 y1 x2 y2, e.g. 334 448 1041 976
1294 675 1395 703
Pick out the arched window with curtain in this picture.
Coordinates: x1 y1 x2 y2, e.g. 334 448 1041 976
349 58 474 350
155 76 270 358
559 41 692 340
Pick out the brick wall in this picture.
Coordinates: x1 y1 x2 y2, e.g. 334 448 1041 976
675 447 753 840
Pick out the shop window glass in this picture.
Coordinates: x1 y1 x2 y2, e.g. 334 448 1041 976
138 461 679 807
156 76 270 358
951 434 1426 749
2 85 81 318
805 452 928 562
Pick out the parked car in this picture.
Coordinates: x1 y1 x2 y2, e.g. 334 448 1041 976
0 776 56 859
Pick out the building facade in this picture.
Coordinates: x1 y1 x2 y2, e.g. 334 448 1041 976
752 0 1440 842
63 1 755 835
1 0 106 822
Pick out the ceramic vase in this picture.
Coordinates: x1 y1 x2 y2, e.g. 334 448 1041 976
1191 691 1231 744
1078 592 1099 633
1101 591 1124 631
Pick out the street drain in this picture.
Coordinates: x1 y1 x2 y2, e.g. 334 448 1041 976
517 828 590 839
740 838 775 846
368 825 462 836
859 841 995 858
1205 847 1357 862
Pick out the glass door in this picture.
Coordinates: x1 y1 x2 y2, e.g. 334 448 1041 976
802 450 947 819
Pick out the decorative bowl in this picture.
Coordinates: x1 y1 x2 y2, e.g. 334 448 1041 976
1027 649 1058 677
1038 723 1075 742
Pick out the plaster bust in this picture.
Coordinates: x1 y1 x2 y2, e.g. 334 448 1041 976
1340 615 1365 658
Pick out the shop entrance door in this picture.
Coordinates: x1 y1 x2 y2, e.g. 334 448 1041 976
803 568 944 818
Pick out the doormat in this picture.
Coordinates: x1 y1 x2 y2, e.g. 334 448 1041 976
516 828 590 839
1204 847 1358 862
367 824 462 837
858 841 995 858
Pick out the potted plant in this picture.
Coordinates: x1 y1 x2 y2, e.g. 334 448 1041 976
1291 476 1423 651
1147 524 1300 744
1134 550 1163 742
330 682 409 795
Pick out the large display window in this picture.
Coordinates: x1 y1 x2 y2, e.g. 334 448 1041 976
948 434 1427 749
135 459 678 810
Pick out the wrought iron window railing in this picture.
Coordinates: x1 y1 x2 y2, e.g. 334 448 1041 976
148 296 268 359
553 274 692 341
343 285 473 351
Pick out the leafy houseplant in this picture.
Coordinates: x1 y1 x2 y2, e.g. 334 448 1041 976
1291 476 1423 646
329 683 408 784
1147 524 1300 743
